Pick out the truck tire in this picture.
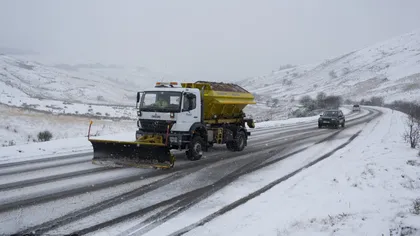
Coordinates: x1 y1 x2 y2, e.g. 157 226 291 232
187 135 203 161
341 121 345 128
226 141 235 151
233 131 246 152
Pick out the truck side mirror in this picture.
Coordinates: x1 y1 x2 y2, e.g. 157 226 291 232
136 92 140 108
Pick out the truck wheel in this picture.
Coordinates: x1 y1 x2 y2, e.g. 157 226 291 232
233 131 246 152
341 121 345 128
226 142 235 151
187 135 203 161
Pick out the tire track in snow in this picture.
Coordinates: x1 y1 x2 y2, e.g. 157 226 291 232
169 130 365 236
0 157 90 177
0 167 111 191
71 130 348 236
13 129 331 234
0 152 91 169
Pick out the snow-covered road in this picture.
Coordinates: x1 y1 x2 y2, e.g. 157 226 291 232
0 107 398 235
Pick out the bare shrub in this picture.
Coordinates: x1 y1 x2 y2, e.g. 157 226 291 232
272 98 279 107
403 114 420 149
299 93 343 113
411 198 420 215
299 95 314 108
16 61 34 70
386 101 420 119
370 96 384 106
38 131 53 142
324 95 343 109
278 64 295 70
282 79 292 86
329 70 337 79
316 92 327 108
341 67 350 75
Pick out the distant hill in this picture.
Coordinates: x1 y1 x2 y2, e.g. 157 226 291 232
238 29 420 104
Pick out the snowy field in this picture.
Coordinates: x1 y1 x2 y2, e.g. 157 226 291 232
0 104 137 147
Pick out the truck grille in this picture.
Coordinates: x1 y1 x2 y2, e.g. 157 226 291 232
140 120 172 133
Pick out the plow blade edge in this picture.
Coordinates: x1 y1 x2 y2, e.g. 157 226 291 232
89 139 174 169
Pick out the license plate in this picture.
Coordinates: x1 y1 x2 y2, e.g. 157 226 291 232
323 121 330 123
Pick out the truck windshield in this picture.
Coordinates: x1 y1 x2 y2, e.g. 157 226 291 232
140 91 182 112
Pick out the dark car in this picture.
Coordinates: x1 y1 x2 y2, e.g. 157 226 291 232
318 109 345 129
352 104 361 112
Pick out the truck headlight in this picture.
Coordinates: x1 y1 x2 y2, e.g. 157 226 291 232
169 136 178 143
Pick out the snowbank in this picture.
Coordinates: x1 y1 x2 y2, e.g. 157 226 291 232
0 130 135 164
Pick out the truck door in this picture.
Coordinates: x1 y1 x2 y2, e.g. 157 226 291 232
177 91 201 131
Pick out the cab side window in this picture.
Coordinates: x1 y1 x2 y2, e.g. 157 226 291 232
190 96 196 110
183 94 197 110
183 96 190 110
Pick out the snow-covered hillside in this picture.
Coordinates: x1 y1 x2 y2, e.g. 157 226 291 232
239 29 420 104
0 54 183 121
0 55 176 106
0 55 182 145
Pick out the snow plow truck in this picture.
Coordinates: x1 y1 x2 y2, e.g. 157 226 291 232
88 81 256 169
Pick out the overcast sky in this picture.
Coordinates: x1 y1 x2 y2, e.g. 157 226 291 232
1 0 419 81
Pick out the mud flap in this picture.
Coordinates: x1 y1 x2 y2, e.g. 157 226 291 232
89 140 175 169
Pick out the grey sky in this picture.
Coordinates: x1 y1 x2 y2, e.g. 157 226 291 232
1 0 419 81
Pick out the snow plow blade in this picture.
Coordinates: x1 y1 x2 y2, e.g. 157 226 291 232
89 137 175 169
